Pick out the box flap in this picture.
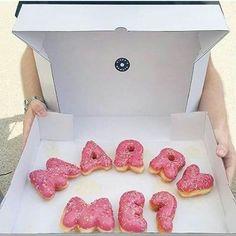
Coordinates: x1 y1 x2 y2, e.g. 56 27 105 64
0 112 75 232
13 3 228 60
38 112 74 140
13 2 228 116
14 3 227 32
170 112 236 232
204 114 236 232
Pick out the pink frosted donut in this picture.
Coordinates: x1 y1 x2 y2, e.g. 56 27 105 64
29 158 80 199
80 141 112 175
176 164 214 197
150 191 177 233
118 191 147 233
29 169 68 200
61 197 115 232
114 140 144 173
149 148 185 182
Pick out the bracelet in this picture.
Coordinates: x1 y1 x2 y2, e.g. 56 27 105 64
24 96 46 113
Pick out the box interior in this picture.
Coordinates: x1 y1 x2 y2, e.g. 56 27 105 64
0 112 236 233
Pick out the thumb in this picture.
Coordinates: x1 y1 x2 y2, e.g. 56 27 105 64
216 143 228 158
214 128 229 158
31 100 47 117
22 109 35 149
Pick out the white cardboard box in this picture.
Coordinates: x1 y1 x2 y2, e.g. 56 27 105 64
1 1 236 234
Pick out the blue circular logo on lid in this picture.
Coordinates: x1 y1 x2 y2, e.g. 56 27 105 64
115 58 130 72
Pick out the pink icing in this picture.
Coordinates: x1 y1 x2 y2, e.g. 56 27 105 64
149 148 185 180
29 169 68 199
118 191 147 233
29 158 80 199
46 158 80 177
62 197 115 232
150 191 177 233
80 141 112 174
114 140 144 168
176 164 214 192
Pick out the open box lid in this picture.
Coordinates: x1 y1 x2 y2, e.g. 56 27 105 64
13 1 228 116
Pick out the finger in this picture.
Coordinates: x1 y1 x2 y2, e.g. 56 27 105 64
223 151 236 187
36 108 47 117
32 103 47 117
22 111 35 148
216 144 228 158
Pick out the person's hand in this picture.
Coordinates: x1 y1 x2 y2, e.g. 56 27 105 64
23 100 47 148
215 128 236 186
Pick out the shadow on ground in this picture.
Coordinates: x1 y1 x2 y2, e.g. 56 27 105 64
0 114 23 195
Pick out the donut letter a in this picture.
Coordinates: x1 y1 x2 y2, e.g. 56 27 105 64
80 141 112 175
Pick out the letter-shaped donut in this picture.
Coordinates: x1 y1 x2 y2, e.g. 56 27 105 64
118 190 147 232
176 164 214 197
149 148 185 182
114 140 144 173
61 197 115 232
80 141 112 175
150 191 177 233
29 158 80 199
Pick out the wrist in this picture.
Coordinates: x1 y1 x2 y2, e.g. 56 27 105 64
214 121 229 136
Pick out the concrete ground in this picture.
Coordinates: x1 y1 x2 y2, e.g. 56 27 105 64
0 1 236 197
